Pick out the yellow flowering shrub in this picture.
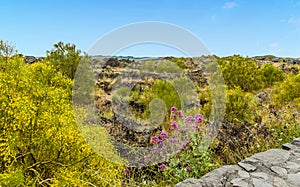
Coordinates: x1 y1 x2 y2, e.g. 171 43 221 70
0 56 124 186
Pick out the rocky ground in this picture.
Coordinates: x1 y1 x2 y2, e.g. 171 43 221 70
175 138 300 187
90 55 299 147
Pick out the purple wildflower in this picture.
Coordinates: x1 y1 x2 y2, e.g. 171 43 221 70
171 106 177 112
161 145 167 152
171 121 179 129
178 111 183 118
184 116 195 122
160 164 166 170
144 155 149 163
171 114 176 119
160 131 168 139
157 139 163 144
186 167 191 172
170 138 178 144
151 136 159 144
195 114 204 123
208 132 213 137
182 140 189 147
124 168 130 175
139 163 145 168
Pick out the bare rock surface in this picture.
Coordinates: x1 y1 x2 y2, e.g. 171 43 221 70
175 138 300 187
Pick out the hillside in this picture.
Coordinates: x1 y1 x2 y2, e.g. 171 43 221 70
1 44 299 186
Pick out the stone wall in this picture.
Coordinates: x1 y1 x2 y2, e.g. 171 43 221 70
175 138 300 187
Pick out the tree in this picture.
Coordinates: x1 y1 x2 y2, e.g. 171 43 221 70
0 40 17 58
45 41 81 79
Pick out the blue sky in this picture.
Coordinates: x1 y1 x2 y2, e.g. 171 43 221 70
1 0 300 57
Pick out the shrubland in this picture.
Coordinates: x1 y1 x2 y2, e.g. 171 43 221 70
0 41 124 186
1 40 299 186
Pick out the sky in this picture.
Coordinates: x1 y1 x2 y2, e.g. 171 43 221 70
1 0 300 57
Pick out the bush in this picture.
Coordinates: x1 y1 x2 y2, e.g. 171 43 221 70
217 55 262 92
123 108 217 186
273 73 300 106
259 63 285 87
0 56 124 186
134 79 181 124
225 87 258 123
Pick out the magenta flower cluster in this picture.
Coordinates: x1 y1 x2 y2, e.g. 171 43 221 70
142 107 206 173
170 121 178 130
151 131 168 145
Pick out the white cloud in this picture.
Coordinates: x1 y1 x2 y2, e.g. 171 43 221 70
288 16 300 26
222 2 237 9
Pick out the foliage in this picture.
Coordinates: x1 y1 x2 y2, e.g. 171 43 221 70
0 40 17 58
156 60 183 73
0 56 124 186
259 63 285 87
72 55 95 105
272 73 300 106
217 55 262 92
130 76 196 129
122 107 217 186
132 79 181 123
45 41 81 79
225 87 257 123
172 58 188 69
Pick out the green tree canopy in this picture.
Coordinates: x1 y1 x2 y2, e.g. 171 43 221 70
45 41 81 79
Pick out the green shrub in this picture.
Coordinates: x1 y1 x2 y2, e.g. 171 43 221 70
45 41 81 79
225 87 258 123
156 60 183 73
136 79 181 122
273 73 300 106
217 55 262 92
259 63 285 87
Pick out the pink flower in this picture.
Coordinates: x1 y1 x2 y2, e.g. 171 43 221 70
171 114 176 119
161 145 167 152
171 106 177 112
157 139 163 144
151 136 159 144
184 116 195 122
171 121 178 129
208 132 213 137
139 163 145 168
186 167 191 172
124 168 130 175
160 131 168 139
170 138 178 144
182 140 189 147
195 114 204 123
160 164 166 170
178 111 183 118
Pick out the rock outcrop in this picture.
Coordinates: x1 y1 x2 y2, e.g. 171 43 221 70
175 138 300 187
24 56 44 64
